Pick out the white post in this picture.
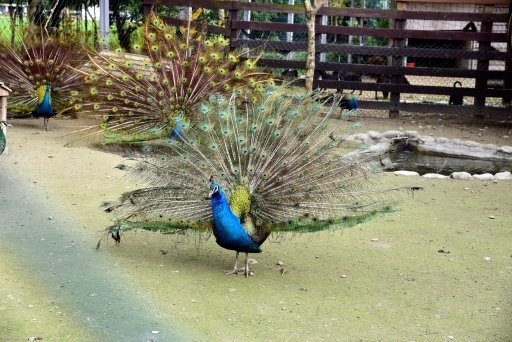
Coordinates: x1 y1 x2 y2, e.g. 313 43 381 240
320 0 327 63
348 0 355 64
241 0 251 57
180 6 192 20
243 0 251 34
286 0 295 60
99 0 109 50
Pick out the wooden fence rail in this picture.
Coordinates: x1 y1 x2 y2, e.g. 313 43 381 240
144 0 512 117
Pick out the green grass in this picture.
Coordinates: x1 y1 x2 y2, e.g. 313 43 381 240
0 15 143 50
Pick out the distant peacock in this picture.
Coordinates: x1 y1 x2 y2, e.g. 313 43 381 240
100 87 415 277
0 29 85 130
0 121 12 155
74 11 272 142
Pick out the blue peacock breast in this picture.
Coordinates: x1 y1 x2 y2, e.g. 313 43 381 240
34 92 55 118
210 195 261 253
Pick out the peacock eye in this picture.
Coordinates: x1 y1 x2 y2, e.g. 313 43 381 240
214 185 219 193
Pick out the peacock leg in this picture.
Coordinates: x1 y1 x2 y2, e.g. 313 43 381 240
44 118 48 131
224 251 240 275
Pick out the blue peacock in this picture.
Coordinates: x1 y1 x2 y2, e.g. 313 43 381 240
100 88 414 276
33 84 56 130
0 121 12 155
0 30 85 130
73 11 273 142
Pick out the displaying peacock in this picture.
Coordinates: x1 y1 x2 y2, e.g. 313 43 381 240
100 87 415 277
0 29 85 130
73 11 272 142
0 121 12 155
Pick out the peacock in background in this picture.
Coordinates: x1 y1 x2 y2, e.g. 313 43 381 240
0 28 85 130
0 121 12 155
73 11 272 142
99 87 415 277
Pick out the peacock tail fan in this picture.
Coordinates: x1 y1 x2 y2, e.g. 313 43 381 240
72 10 273 142
100 86 416 247
0 27 86 117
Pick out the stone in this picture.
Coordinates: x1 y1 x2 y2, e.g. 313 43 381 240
341 274 347 278
484 257 491 261
473 173 495 181
247 258 257 265
404 130 419 138
394 170 419 177
371 238 379 242
367 131 382 140
488 216 496 220
366 142 391 154
382 130 403 139
48 216 54 220
450 172 472 180
277 261 284 266
495 171 512 180
498 146 512 154
423 173 449 179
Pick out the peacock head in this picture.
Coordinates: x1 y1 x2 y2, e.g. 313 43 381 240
208 176 222 199
0 121 12 128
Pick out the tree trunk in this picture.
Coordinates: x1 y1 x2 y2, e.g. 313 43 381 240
303 0 324 91
305 13 317 91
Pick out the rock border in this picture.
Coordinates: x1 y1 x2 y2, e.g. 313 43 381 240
345 130 512 181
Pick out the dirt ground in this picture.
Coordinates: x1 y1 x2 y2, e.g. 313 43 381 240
1 111 511 341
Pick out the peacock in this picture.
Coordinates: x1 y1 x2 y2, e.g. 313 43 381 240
0 121 12 155
0 29 85 130
99 87 415 277
73 11 272 142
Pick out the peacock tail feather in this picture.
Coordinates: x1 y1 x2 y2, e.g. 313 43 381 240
0 28 85 117
101 87 414 246
73 11 272 141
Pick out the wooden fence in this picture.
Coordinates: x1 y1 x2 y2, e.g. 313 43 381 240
144 0 512 117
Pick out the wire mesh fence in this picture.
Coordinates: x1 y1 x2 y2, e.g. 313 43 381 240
150 0 511 116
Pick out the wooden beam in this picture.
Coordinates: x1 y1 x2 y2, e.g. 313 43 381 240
399 0 509 4
254 58 512 79
231 40 508 60
231 21 508 42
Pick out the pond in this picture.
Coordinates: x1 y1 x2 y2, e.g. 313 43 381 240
386 143 512 176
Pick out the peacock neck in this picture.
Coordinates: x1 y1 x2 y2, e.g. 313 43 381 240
42 88 52 107
210 190 230 213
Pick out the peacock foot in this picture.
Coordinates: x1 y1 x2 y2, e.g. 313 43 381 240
223 267 254 276
224 267 243 275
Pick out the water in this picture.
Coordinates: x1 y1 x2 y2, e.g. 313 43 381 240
387 147 512 176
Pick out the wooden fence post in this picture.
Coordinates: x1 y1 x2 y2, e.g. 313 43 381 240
474 4 494 109
314 12 323 87
143 2 152 17
389 0 406 118
229 7 238 55
503 3 512 105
